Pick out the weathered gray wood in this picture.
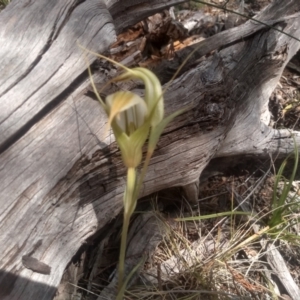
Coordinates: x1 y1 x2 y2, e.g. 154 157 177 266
0 0 187 151
0 0 300 299
109 0 188 31
0 0 115 148
98 211 167 300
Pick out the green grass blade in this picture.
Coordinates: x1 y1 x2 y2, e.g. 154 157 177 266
175 211 254 221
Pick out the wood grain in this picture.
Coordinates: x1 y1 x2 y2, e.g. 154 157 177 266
0 0 300 299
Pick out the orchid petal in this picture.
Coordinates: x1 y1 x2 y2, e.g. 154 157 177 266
112 120 150 168
106 91 147 133
114 68 164 127
134 67 164 126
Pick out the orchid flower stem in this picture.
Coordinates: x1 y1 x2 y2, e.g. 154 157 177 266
117 154 153 293
118 214 129 293
118 167 137 293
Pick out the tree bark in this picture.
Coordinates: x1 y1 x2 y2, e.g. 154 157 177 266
0 0 300 299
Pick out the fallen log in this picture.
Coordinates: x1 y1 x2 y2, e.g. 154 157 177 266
0 0 300 299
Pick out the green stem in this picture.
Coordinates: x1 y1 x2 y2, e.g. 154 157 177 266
118 167 136 295
135 151 152 201
117 214 130 296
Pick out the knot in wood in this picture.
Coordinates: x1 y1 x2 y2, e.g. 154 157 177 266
205 102 224 116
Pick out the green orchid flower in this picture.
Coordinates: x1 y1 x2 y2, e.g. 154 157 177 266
80 44 185 298
103 66 164 169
